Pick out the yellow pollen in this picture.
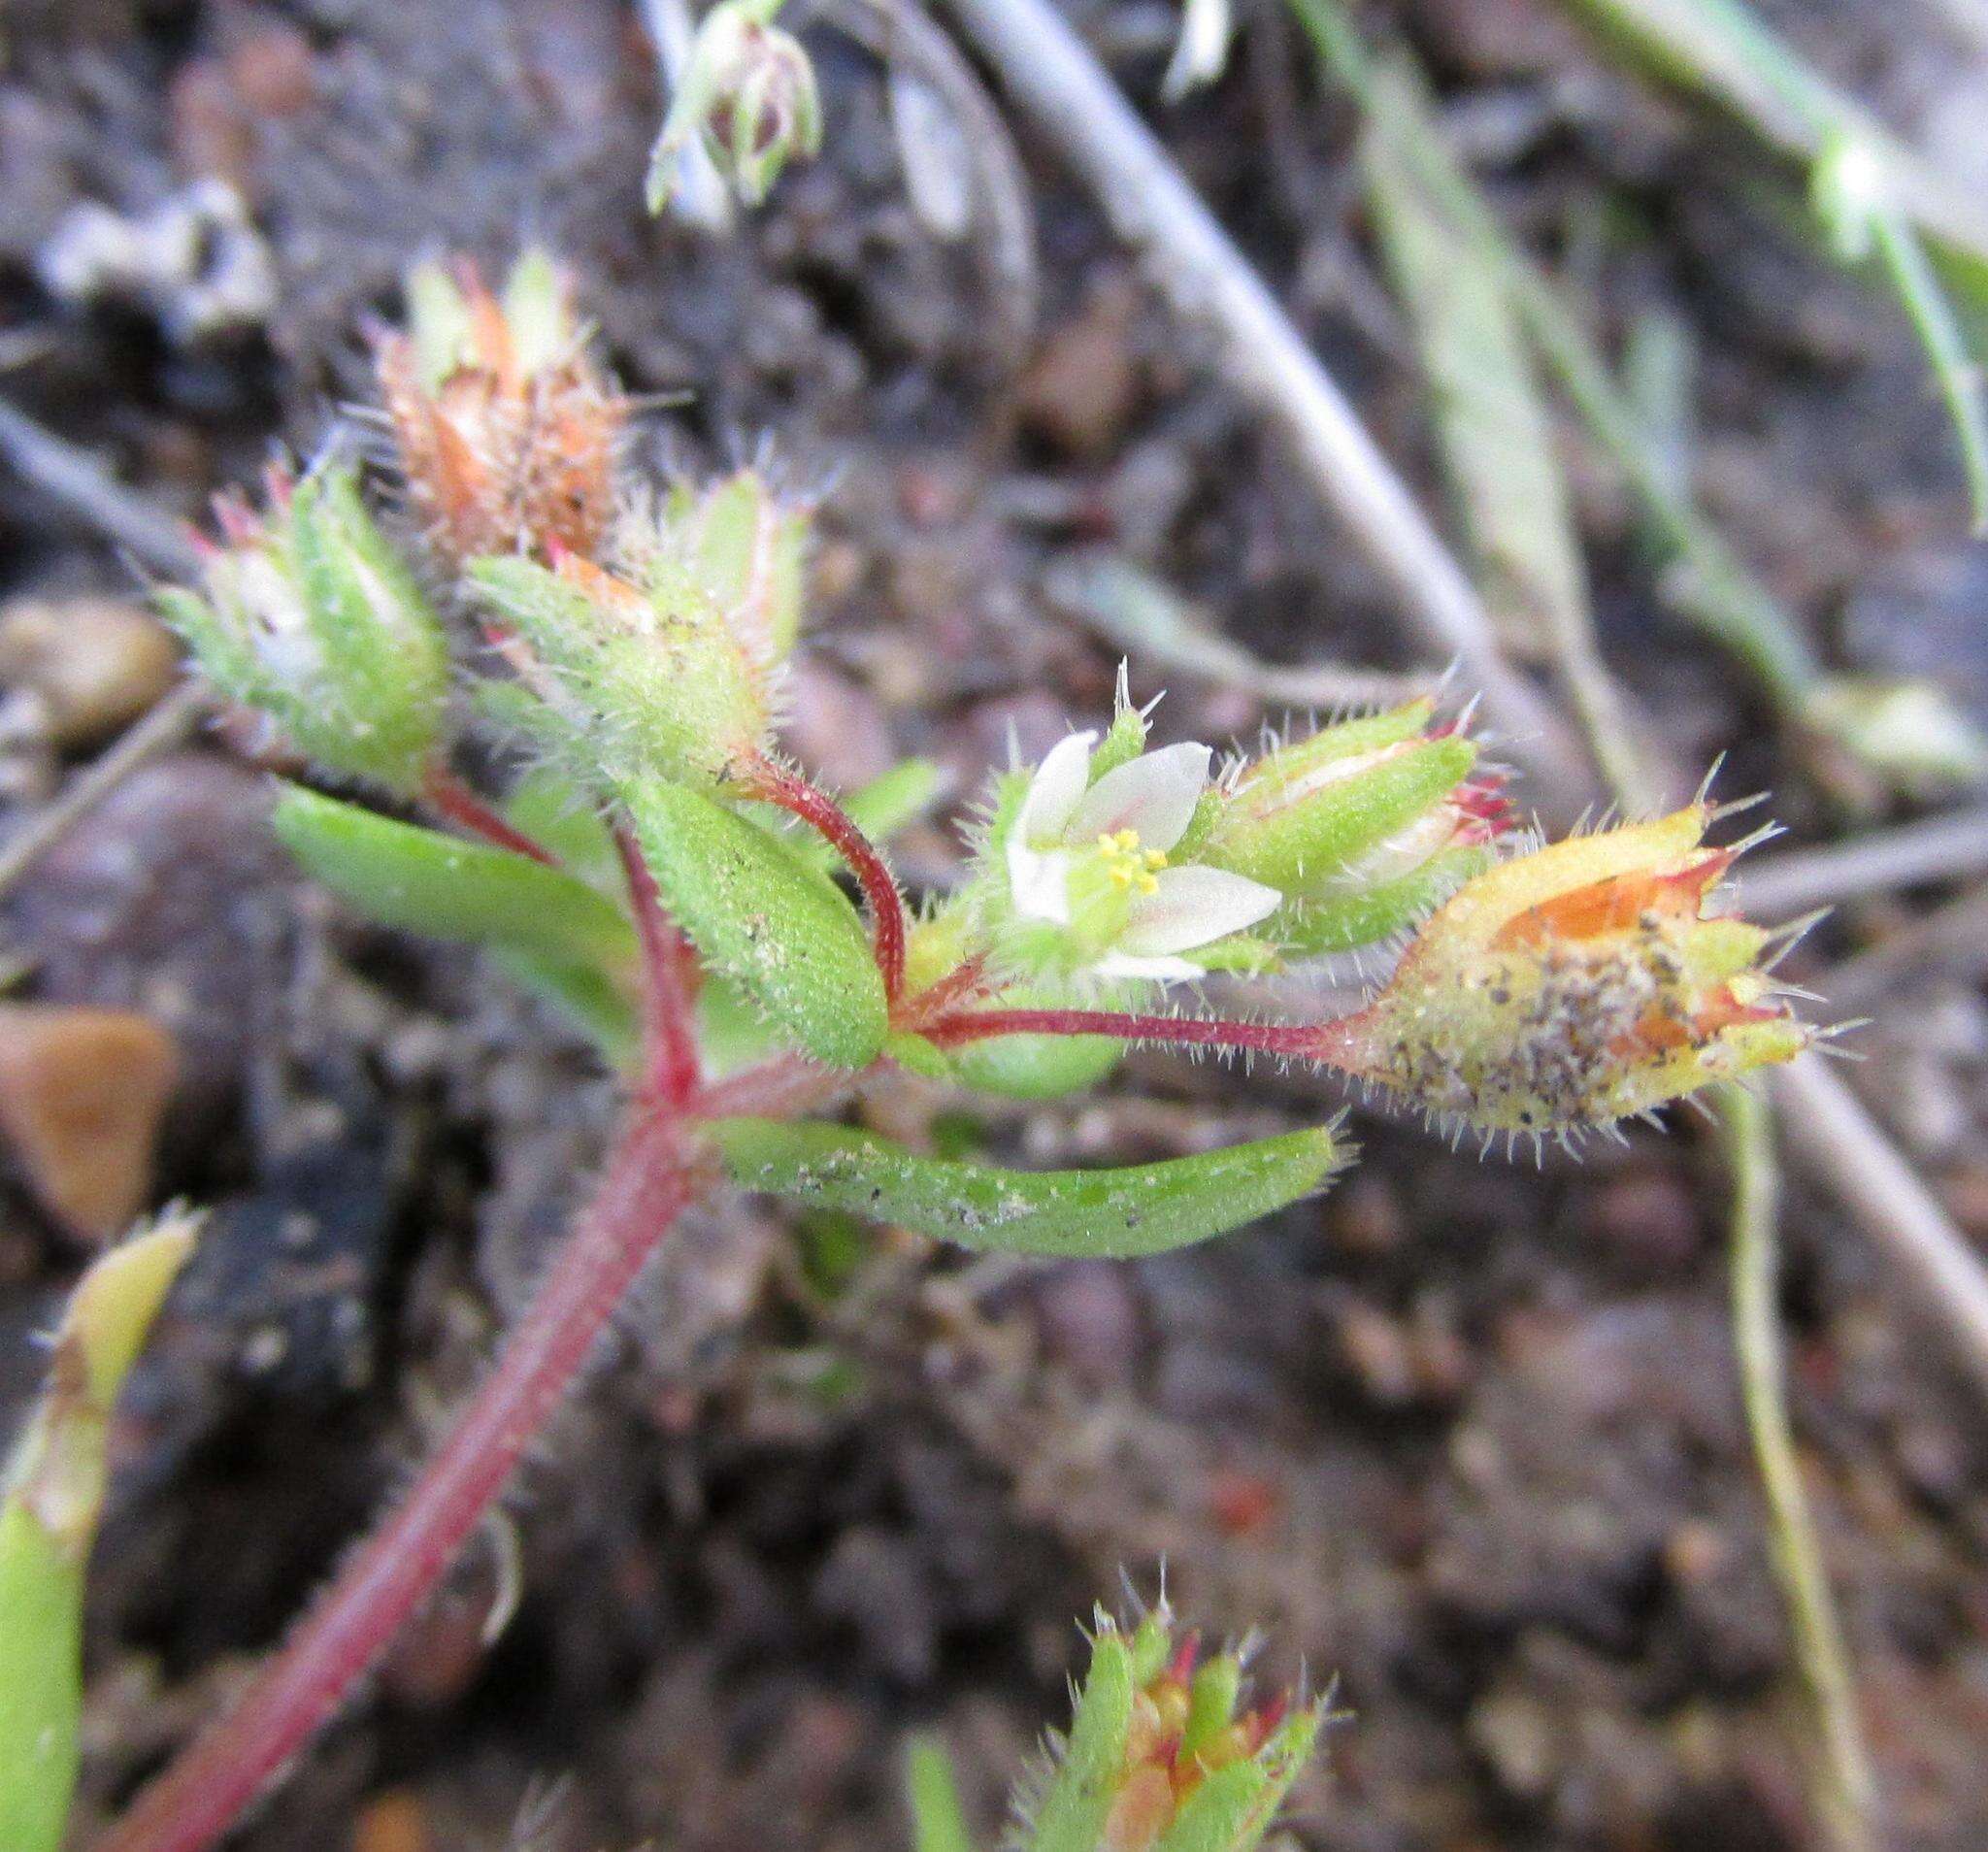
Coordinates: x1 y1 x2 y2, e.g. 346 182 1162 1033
1095 826 1167 894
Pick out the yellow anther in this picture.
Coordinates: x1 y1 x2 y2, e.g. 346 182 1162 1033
1143 848 1168 870
1138 873 1160 895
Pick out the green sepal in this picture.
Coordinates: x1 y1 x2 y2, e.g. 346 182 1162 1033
272 785 640 976
627 781 887 1069
1188 932 1282 976
709 1120 1345 1257
1206 733 1476 894
1276 843 1490 956
287 470 451 789
1090 695 1151 780
1154 1706 1325 1852
468 555 767 788
656 470 810 661
1029 1622 1136 1852
1181 1655 1244 1763
1247 698 1435 781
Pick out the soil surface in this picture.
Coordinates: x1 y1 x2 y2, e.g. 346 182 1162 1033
3 1 1987 1849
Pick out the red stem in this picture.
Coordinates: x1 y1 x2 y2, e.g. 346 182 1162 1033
613 823 703 1108
746 758 908 1006
422 765 559 867
921 1006 1361 1065
92 1112 700 1852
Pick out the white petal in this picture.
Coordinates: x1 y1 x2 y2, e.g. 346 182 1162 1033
1118 865 1281 956
1093 950 1207 984
1016 730 1096 845
1066 743 1210 850
1010 844 1074 924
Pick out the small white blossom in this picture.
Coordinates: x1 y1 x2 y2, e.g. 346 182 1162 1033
1006 730 1280 983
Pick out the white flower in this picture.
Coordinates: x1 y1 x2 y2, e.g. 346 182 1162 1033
1006 730 1281 982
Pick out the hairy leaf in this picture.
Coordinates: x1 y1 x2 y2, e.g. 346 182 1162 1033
273 785 638 976
711 1119 1345 1256
627 781 887 1069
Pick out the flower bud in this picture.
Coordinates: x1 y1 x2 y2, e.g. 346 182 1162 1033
1318 803 1811 1138
1198 699 1512 954
375 248 628 569
467 493 786 792
160 465 450 793
646 0 822 215
1023 1604 1324 1852
644 469 810 666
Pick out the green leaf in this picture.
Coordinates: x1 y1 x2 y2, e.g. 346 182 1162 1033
710 1120 1346 1257
904 1735 978 1852
2 1215 198 1852
272 785 639 976
627 781 887 1069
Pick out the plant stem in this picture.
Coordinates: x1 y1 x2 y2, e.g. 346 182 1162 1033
421 765 560 867
91 1111 700 1852
613 823 704 1108
1719 1085 1876 1852
921 1005 1356 1064
746 756 910 1004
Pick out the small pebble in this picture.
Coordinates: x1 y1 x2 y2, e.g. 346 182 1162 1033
0 1003 177 1240
0 598 180 748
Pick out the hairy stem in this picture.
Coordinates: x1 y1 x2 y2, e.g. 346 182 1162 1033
92 1112 700 1852
613 823 704 1108
745 756 909 1005
921 1005 1357 1064
421 764 560 867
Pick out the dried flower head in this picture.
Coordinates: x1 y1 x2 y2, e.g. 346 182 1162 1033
1318 803 1811 1140
375 248 627 569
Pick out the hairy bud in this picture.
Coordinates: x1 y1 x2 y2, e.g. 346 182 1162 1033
468 491 791 791
160 465 449 793
646 0 822 215
1199 698 1512 956
1319 804 1811 1138
1019 1603 1325 1852
376 248 627 569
